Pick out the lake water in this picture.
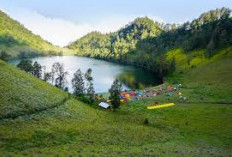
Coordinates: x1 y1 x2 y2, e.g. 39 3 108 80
9 56 161 93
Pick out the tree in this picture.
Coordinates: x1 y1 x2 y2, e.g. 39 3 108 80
87 82 95 103
51 62 60 84
85 68 93 83
0 51 11 61
72 69 85 96
32 61 42 78
206 39 216 57
85 68 95 103
219 30 229 47
220 7 231 20
170 58 176 72
18 51 27 60
17 59 33 73
51 62 68 89
109 79 122 110
43 72 52 82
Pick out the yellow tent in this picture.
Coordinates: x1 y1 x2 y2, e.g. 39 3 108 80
147 103 175 109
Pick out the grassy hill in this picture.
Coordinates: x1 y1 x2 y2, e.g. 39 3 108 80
0 50 232 156
0 59 69 119
0 10 62 58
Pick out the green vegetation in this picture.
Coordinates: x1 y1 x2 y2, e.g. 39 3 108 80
0 51 11 61
0 7 232 156
72 69 85 96
17 60 43 79
0 60 68 119
68 17 162 60
0 10 73 58
68 8 232 78
51 62 69 90
0 57 232 156
17 59 34 73
85 68 95 103
72 68 98 104
109 79 122 110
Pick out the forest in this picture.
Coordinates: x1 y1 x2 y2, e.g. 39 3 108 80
68 7 232 78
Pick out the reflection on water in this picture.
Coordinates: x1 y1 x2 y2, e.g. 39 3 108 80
9 56 161 93
117 68 162 89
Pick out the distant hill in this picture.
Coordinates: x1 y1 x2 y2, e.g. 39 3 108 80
68 17 163 58
0 10 62 58
68 8 232 78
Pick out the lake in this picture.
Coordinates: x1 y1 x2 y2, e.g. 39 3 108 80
9 56 161 93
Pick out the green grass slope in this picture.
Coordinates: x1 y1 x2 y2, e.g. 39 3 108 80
0 57 232 156
0 10 61 57
182 57 232 104
0 60 69 118
166 46 232 104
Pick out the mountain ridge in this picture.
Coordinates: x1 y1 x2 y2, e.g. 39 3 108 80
0 10 62 58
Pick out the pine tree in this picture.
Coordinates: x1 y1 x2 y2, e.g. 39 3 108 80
109 79 122 110
43 72 52 82
85 68 95 103
72 69 85 96
51 62 68 89
32 61 42 78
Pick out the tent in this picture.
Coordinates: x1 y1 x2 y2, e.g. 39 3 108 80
98 102 110 109
147 103 175 110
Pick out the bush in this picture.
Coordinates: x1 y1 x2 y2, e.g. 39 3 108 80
144 118 149 125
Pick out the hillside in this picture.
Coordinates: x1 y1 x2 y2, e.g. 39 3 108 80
0 60 69 119
68 17 163 59
0 10 62 58
169 47 232 104
68 8 232 78
0 51 232 156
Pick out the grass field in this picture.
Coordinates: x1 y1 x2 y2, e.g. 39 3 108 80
0 60 68 119
0 50 232 156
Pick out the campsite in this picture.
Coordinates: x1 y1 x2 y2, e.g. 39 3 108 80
97 84 184 110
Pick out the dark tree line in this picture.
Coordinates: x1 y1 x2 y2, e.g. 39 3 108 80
17 60 68 91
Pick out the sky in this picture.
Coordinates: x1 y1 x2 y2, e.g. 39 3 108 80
0 0 231 47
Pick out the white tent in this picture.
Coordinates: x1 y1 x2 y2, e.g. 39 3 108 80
99 102 110 109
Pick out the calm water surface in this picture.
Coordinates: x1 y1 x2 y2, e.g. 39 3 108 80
10 56 161 93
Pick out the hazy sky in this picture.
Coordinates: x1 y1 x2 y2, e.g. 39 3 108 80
0 0 231 46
